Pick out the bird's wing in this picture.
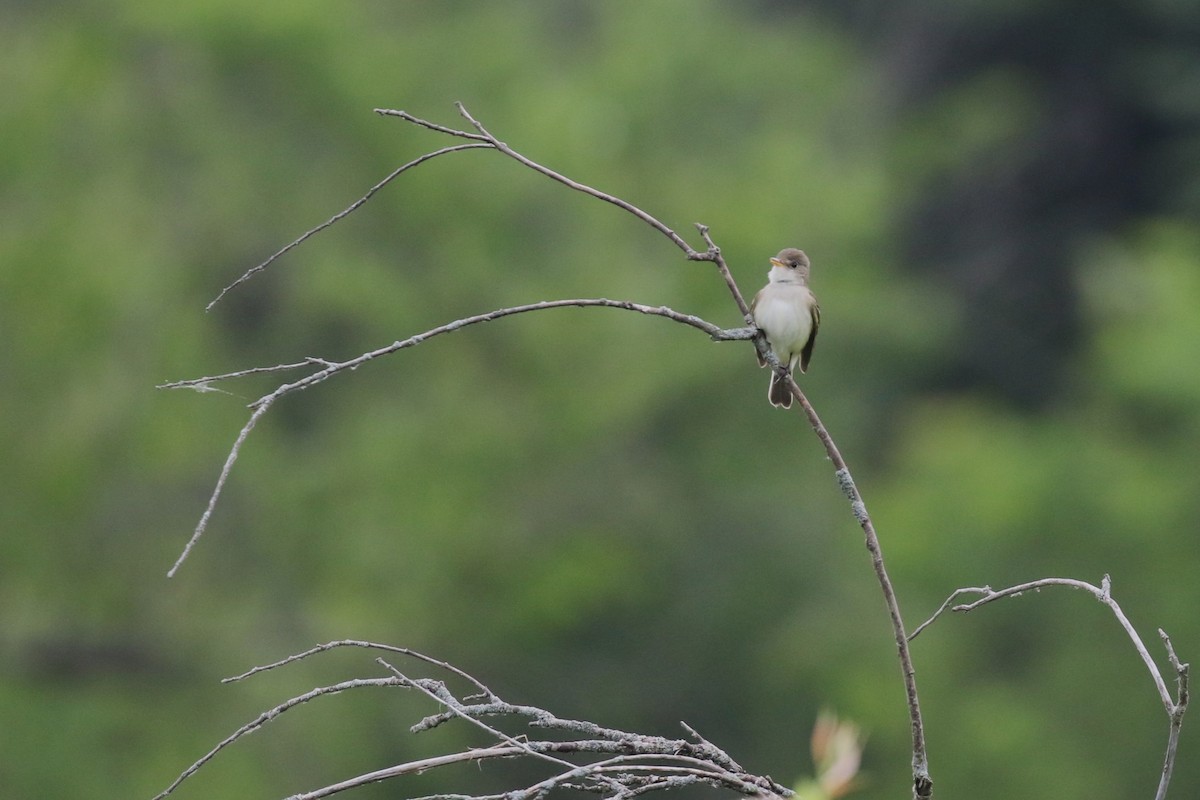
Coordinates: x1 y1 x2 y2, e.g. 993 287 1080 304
799 301 820 373
750 289 767 367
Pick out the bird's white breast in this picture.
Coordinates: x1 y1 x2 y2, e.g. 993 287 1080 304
753 284 814 360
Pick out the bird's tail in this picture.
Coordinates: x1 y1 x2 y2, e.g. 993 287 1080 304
768 370 793 409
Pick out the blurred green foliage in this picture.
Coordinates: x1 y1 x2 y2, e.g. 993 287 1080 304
2 2 1199 799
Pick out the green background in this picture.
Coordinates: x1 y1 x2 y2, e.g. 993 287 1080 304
4 2 1199 798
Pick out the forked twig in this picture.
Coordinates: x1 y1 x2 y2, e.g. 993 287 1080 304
384 105 702 259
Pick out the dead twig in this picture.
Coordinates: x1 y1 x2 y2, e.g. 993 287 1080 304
206 143 492 310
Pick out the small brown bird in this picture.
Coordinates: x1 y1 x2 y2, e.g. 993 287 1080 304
750 248 820 409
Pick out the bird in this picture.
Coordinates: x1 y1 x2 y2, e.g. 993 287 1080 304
750 248 820 409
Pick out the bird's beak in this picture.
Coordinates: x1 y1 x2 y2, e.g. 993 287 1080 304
769 257 785 268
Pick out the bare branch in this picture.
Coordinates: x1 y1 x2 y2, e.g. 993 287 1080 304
222 640 497 700
151 676 402 800
375 655 599 788
284 747 522 800
448 103 703 258
680 721 747 775
207 143 492 310
166 399 272 578
157 357 332 391
162 299 731 575
768 376 931 799
1155 629 1190 800
918 576 1171 708
913 576 1189 800
373 107 491 141
695 224 753 322
907 587 985 642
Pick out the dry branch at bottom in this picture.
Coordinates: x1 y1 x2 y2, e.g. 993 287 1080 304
152 640 791 800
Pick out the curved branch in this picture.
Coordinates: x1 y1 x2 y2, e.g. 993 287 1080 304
911 576 1189 800
207 142 493 310
779 376 930 798
162 299 736 575
166 399 272 577
240 293 725 408
151 676 402 800
284 747 522 800
449 103 702 258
